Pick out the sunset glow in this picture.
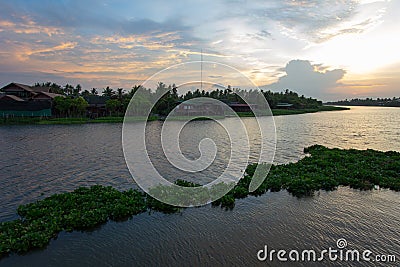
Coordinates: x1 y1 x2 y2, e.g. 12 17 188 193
0 0 399 100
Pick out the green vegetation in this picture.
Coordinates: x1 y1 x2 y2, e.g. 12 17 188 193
0 186 146 257
271 105 349 116
0 106 346 125
148 85 332 115
148 180 234 208
0 182 188 257
1 81 349 124
215 144 400 210
236 106 349 117
1 145 399 257
326 97 400 107
29 82 328 110
53 96 88 117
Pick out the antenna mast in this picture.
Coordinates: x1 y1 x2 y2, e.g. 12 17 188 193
201 49 203 91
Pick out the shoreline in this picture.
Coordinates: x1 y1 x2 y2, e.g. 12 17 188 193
0 106 349 126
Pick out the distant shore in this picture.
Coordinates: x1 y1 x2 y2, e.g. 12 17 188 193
324 103 400 108
242 105 349 117
0 106 349 125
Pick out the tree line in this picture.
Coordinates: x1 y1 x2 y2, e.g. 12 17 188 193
34 82 324 117
326 97 400 107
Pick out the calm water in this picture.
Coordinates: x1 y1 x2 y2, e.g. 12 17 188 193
0 106 399 266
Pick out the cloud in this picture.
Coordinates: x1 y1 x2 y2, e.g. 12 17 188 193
212 83 226 89
0 70 144 91
257 0 388 43
0 3 209 87
0 17 62 36
28 42 77 56
263 60 346 100
246 30 272 41
120 18 189 36
0 0 396 100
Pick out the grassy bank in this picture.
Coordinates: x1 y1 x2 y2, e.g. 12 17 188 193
1 145 399 257
0 106 348 125
271 105 349 116
0 116 157 125
236 105 349 117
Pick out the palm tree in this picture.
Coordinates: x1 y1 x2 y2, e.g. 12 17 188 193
117 88 123 100
90 88 98 95
102 86 115 97
131 85 141 96
64 84 74 96
73 84 82 96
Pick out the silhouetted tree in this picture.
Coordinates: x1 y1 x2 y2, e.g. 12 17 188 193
102 86 115 97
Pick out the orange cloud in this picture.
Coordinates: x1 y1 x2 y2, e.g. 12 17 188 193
0 18 62 36
92 32 179 50
15 42 77 61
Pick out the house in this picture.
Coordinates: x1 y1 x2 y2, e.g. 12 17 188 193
84 95 110 118
1 82 50 100
0 93 52 117
228 103 257 113
0 94 25 102
0 82 63 117
174 100 224 116
276 103 294 109
32 91 64 101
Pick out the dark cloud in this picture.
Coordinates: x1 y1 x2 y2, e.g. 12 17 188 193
121 18 186 35
0 70 77 88
263 60 346 100
0 0 110 30
212 83 226 89
0 0 394 99
0 70 142 90
0 0 198 45
246 30 272 41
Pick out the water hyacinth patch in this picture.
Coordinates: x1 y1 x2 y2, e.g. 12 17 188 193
210 145 400 206
1 145 399 257
0 186 150 257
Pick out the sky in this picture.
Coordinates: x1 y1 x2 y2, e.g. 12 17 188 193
0 0 399 101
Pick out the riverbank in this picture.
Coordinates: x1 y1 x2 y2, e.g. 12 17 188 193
0 106 349 125
237 105 349 117
272 105 349 116
1 144 399 258
0 116 157 125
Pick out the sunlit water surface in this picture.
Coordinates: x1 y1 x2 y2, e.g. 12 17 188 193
0 106 399 266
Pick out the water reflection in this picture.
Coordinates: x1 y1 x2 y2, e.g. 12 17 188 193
0 106 399 266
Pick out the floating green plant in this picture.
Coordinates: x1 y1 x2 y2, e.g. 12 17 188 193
1 145 399 257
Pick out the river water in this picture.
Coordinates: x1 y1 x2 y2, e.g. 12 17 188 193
0 106 399 266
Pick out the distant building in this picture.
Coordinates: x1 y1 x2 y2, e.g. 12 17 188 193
0 82 64 117
1 83 50 100
174 100 224 116
228 103 257 113
0 94 25 102
276 103 294 109
32 91 64 101
84 95 110 118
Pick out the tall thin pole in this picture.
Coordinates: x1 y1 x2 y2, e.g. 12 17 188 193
201 49 203 91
